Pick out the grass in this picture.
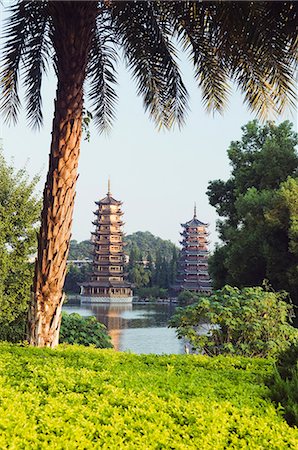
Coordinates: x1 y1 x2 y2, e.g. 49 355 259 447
0 343 297 449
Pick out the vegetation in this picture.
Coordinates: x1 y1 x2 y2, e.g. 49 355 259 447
127 233 178 291
136 287 169 301
59 313 112 349
64 263 92 294
207 121 298 305
65 232 179 295
0 343 297 448
0 151 41 342
68 239 92 260
169 285 298 357
1 2 296 347
268 342 298 427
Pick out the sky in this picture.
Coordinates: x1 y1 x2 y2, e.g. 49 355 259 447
1 4 296 250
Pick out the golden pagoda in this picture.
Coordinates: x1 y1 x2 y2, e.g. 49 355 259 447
81 181 132 303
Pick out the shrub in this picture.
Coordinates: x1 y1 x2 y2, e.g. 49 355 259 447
169 285 298 357
59 312 113 348
268 341 298 426
0 344 297 448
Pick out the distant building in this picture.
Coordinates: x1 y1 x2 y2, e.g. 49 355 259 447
80 182 133 303
174 205 212 294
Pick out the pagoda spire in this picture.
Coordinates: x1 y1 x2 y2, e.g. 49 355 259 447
194 202 197 218
107 177 111 196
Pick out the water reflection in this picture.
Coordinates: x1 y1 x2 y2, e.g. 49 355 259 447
63 301 184 354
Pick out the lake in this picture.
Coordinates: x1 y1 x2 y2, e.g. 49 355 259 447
63 300 186 354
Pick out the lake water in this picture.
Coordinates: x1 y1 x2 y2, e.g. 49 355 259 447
63 300 185 354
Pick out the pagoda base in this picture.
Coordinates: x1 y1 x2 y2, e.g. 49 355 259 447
80 295 133 304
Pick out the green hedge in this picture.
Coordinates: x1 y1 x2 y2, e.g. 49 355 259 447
0 343 297 449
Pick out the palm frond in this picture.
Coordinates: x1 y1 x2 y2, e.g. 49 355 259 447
86 13 118 135
110 1 189 130
22 2 51 129
161 1 297 119
1 0 49 128
162 1 231 114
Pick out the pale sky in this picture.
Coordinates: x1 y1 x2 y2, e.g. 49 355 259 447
1 3 296 249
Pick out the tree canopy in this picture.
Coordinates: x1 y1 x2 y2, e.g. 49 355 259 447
207 121 298 304
0 151 41 341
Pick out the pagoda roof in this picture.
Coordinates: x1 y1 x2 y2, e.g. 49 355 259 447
81 280 131 288
95 193 122 206
181 216 208 228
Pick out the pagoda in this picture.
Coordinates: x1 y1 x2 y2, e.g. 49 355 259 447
80 182 132 303
175 205 212 294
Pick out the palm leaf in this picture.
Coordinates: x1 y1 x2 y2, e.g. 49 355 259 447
110 1 189 130
86 13 118 134
162 1 231 114
22 1 51 129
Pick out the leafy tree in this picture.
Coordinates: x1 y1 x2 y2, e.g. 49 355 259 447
207 121 298 304
60 312 113 348
1 2 296 347
126 232 178 291
68 240 92 260
64 263 92 294
0 151 41 342
170 285 298 358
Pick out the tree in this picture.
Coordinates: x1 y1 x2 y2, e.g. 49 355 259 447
169 285 298 357
64 263 92 294
0 151 41 342
1 2 296 347
207 121 298 304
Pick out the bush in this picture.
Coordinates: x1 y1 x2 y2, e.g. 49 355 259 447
59 312 113 348
169 285 298 357
268 341 298 426
0 343 297 448
178 290 204 305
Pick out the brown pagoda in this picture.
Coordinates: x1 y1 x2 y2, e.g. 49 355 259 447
174 205 212 294
80 182 132 303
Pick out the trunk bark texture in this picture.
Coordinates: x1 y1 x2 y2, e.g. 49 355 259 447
28 2 98 347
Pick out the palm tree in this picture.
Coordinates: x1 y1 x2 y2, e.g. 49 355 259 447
1 1 296 347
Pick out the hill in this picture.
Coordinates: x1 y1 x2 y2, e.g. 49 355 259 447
68 231 178 261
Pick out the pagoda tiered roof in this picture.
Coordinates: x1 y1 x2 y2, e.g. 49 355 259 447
93 209 123 216
81 280 131 288
95 193 122 206
92 219 124 226
174 206 212 295
81 183 132 301
181 217 208 228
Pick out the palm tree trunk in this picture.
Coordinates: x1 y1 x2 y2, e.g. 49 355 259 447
28 1 98 347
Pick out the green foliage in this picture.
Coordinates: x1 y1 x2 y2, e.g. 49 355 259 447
178 290 203 305
0 343 297 448
68 240 92 260
125 231 179 262
136 287 169 300
207 121 298 304
59 313 112 349
68 232 178 292
126 232 178 290
269 341 298 426
169 285 298 357
64 263 92 294
0 152 41 342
